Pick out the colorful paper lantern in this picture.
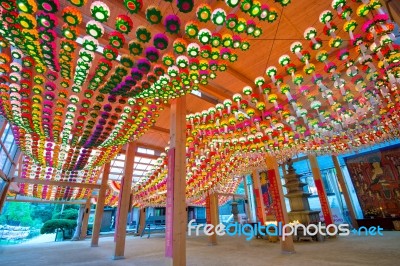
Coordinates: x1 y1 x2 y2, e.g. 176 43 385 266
103 45 118 61
136 26 151 43
185 21 199 39
109 31 125 49
37 0 60 12
145 47 160 62
124 0 143 14
86 20 104 39
187 43 200 57
67 0 86 8
146 6 162 24
198 29 211 45
196 4 211 22
212 8 226 26
62 25 79 40
90 1 110 22
115 15 133 34
234 18 246 33
82 35 98 51
164 14 181 34
177 0 194 13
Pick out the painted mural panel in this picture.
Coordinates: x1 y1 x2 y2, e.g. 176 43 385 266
344 145 400 217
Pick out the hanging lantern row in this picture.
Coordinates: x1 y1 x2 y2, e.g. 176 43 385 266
18 155 101 200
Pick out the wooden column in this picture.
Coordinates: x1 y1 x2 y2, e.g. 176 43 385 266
0 181 10 213
266 155 295 254
206 193 218 245
251 170 266 224
91 162 111 247
137 207 146 236
113 142 136 260
80 197 92 240
242 176 251 222
332 155 358 229
165 96 186 266
308 154 334 227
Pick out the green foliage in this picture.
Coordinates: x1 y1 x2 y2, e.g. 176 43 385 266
31 204 53 223
0 202 33 226
52 204 79 214
40 219 77 235
52 209 78 220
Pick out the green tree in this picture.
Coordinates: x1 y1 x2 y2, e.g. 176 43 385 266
31 204 53 223
0 202 33 226
40 219 77 240
52 209 78 220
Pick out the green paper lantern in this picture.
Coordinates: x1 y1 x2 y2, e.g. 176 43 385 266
18 13 37 30
124 0 143 14
211 8 226 26
185 21 199 39
173 38 187 54
17 0 37 13
198 28 211 45
136 26 151 43
196 4 212 22
267 8 278 23
86 20 104 39
90 1 110 22
240 0 252 13
82 36 98 51
36 0 58 12
109 31 125 49
0 0 16 11
225 0 240 8
162 54 175 67
250 1 261 17
120 55 134 68
62 6 82 26
115 15 133 34
226 14 238 30
146 6 162 24
234 18 246 33
62 25 78 40
67 0 87 8
128 40 143 56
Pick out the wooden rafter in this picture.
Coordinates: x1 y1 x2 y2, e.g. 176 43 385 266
12 178 101 189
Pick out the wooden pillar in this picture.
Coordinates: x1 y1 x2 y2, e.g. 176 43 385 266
80 197 92 240
251 170 266 224
113 142 136 260
165 96 186 266
242 176 251 222
206 193 218 245
137 207 146 236
0 181 10 213
91 162 111 247
308 154 334 227
332 155 358 229
265 155 295 254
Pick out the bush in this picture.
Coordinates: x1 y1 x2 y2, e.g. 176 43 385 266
40 219 77 238
52 209 78 221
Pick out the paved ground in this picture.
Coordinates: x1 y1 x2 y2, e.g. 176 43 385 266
0 231 399 265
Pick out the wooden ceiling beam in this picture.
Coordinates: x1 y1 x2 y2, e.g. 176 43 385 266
201 83 233 101
150 126 170 134
12 178 101 189
7 197 87 205
136 142 166 153
226 67 254 85
216 193 247 199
